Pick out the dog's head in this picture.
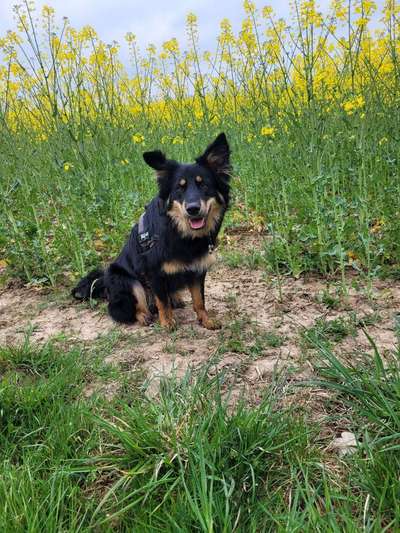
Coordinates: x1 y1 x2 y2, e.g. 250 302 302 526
143 133 231 238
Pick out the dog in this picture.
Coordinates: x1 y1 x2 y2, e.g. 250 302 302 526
72 132 231 330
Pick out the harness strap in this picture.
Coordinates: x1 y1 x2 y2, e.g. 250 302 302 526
138 212 147 238
137 211 158 252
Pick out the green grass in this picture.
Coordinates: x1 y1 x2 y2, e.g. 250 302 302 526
301 316 356 349
0 339 106 532
81 370 324 531
216 317 285 359
221 247 269 270
1 334 400 530
311 335 400 530
301 312 383 353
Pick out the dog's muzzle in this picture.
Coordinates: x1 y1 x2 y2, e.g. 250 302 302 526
185 202 206 230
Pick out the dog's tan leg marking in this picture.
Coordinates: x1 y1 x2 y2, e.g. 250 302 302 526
155 296 176 331
189 283 221 330
132 282 152 326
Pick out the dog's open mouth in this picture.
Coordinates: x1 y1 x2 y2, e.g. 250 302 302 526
188 217 206 230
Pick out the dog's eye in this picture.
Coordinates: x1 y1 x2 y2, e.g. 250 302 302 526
179 178 186 188
195 176 206 189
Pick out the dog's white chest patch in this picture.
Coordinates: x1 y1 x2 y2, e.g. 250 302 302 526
162 253 216 275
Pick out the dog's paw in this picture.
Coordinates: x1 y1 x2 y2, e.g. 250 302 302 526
201 316 221 330
160 317 177 331
137 312 154 326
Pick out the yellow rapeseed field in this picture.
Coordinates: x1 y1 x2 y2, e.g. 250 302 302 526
0 0 398 138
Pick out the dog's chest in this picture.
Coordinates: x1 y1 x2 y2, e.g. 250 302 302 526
161 252 216 275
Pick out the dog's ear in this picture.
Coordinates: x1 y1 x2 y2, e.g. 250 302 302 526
143 150 178 199
195 133 231 176
143 150 168 174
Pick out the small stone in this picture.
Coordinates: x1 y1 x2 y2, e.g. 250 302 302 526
246 358 281 381
330 431 358 457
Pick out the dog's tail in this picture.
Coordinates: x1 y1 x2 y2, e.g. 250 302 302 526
72 265 150 325
71 268 106 301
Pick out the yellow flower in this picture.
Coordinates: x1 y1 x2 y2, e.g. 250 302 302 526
63 162 73 171
162 38 179 56
125 32 136 44
94 239 106 252
333 0 347 21
343 95 365 115
42 5 55 17
244 0 256 15
187 12 197 26
260 126 275 136
262 6 273 18
370 218 384 234
132 133 144 144
172 135 184 145
347 250 358 261
120 158 129 165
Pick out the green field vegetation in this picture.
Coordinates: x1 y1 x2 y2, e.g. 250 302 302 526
0 334 399 531
1 102 400 285
0 1 400 284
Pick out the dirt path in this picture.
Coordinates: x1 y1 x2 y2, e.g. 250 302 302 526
1 256 399 403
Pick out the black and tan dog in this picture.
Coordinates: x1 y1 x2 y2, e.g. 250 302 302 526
72 132 231 330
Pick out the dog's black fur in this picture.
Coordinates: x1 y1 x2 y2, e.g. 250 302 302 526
72 132 231 330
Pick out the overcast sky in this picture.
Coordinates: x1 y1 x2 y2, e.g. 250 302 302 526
0 0 383 63
0 1 324 51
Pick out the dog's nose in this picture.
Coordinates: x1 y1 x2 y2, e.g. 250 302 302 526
186 203 201 216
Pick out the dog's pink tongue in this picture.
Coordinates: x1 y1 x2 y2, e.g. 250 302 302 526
189 218 205 229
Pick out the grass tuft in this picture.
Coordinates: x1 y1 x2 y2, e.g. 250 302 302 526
311 334 400 529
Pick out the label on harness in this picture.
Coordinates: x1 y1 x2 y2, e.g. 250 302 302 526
137 205 159 252
139 231 150 243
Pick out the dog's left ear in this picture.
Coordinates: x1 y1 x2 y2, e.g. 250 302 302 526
195 132 231 176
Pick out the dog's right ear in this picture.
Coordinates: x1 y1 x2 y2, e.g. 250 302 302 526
143 150 167 173
143 150 178 199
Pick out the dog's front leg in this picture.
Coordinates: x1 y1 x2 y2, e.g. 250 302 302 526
189 277 221 330
154 296 176 331
151 278 176 330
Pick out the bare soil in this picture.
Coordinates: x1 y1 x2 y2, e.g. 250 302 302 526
1 251 399 403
